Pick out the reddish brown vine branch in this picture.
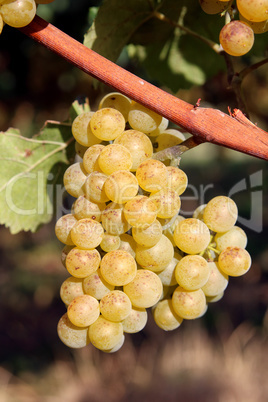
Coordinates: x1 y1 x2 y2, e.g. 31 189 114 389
19 16 268 161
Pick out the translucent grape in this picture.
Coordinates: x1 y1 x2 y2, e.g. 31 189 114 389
172 286 207 320
102 202 131 235
218 246 251 276
136 159 168 193
123 269 163 308
63 162 87 198
153 129 186 152
135 234 174 272
201 261 229 296
83 269 115 300
128 102 162 133
132 219 162 247
239 14 268 33
199 0 231 15
118 233 136 258
166 166 188 195
157 252 182 287
1 0 36 28
147 116 169 137
203 196 238 232
150 188 181 219
82 144 105 174
124 195 158 228
215 225 247 252
104 170 139 204
67 294 100 327
70 218 104 249
60 277 84 305
237 0 268 22
89 108 125 141
88 316 124 351
100 232 120 252
103 335 125 353
192 204 207 220
219 21 254 57
153 299 183 331
114 129 153 171
173 218 211 254
122 306 148 333
175 255 210 291
65 247 101 278
57 313 90 349
71 111 101 147
206 291 224 303
98 143 133 175
100 290 132 322
100 249 137 286
55 214 77 245
98 92 131 120
84 172 110 204
72 196 105 222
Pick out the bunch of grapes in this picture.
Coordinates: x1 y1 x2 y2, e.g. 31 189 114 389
199 0 268 56
55 92 252 352
0 0 54 33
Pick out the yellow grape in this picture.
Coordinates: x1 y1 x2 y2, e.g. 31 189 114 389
89 108 125 141
166 166 188 195
82 144 105 174
88 316 124 351
60 277 84 305
55 214 77 245
100 232 120 252
98 92 131 121
128 102 162 133
71 111 101 147
135 234 174 272
57 313 90 349
99 290 132 322
218 246 251 276
132 219 162 247
84 172 110 204
175 255 210 291
173 218 211 254
154 129 186 152
65 247 101 278
124 195 158 228
153 299 183 331
67 294 100 327
75 141 88 158
219 21 254 57
1 0 36 28
100 249 137 286
172 286 207 320
61 245 74 268
215 226 247 252
72 196 105 222
122 306 148 333
203 196 238 232
102 202 131 235
83 269 115 300
147 116 169 137
150 188 181 219
104 170 139 204
136 159 168 193
237 0 268 22
239 13 268 33
98 143 133 175
63 162 87 198
118 233 137 258
202 261 229 296
70 218 104 249
199 0 231 15
157 252 182 287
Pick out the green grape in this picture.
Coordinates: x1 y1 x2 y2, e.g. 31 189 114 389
123 269 163 308
201 261 229 296
150 188 181 219
89 108 125 141
70 218 104 250
123 195 158 228
172 286 207 320
199 0 231 14
57 313 90 349
99 290 132 322
102 202 131 235
98 92 131 121
75 141 88 159
63 162 87 198
60 277 84 306
215 226 247 252
218 246 251 276
100 249 137 286
98 144 133 175
153 129 185 153
135 234 174 272
88 316 124 351
104 170 139 204
166 166 188 196
153 299 183 331
100 232 120 252
72 196 105 222
1 0 36 28
132 219 162 247
239 13 268 33
175 255 210 291
55 214 77 245
118 233 136 258
114 129 153 171
147 116 169 137
136 159 168 193
237 0 268 22
83 269 115 300
82 144 105 174
128 101 162 133
173 218 211 254
71 111 101 147
65 247 101 278
219 21 254 56
203 196 238 232
157 252 182 287
67 294 100 327
121 306 148 333
84 172 110 204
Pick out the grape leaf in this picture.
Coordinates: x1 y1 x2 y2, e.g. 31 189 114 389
0 122 74 234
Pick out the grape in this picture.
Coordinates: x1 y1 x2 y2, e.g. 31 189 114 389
71 111 101 147
100 290 132 322
128 102 162 133
72 196 105 222
166 166 188 196
70 218 104 249
122 306 148 333
75 141 88 159
82 144 105 174
147 116 169 137
100 249 137 286
136 159 168 193
123 269 163 308
135 234 174 272
123 195 158 228
219 21 254 57
61 245 74 268
239 14 268 33
201 261 229 296
114 129 153 171
118 233 136 258
100 232 120 252
57 313 90 349
132 219 162 247
60 277 84 305
55 214 77 245
175 255 210 291
150 188 181 219
237 0 268 22
102 202 131 235
104 170 139 204
172 286 207 320
83 269 115 300
67 294 100 327
103 335 125 353
218 246 251 276
84 172 110 204
89 108 125 141
153 129 186 153
161 214 185 246
63 162 87 198
192 204 207 220
1 0 36 28
98 143 133 175
206 291 224 303
88 316 124 351
65 247 101 278
98 92 131 121
157 252 182 287
203 196 238 232
199 0 231 15
173 218 211 254
153 299 183 331
215 226 247 252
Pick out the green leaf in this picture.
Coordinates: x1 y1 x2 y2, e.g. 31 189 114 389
0 122 73 234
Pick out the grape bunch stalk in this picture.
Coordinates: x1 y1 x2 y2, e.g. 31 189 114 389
55 92 252 353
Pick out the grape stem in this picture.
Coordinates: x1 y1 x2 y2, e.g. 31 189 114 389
18 16 268 161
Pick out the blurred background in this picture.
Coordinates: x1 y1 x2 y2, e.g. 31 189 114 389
0 1 267 401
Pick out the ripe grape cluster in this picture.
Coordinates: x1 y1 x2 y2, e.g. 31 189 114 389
199 0 268 56
55 92 252 352
0 0 54 33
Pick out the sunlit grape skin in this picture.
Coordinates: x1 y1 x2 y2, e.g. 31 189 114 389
57 313 90 349
203 196 238 233
219 21 254 57
237 0 268 22
173 218 211 254
88 316 124 351
218 246 252 277
1 0 36 28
